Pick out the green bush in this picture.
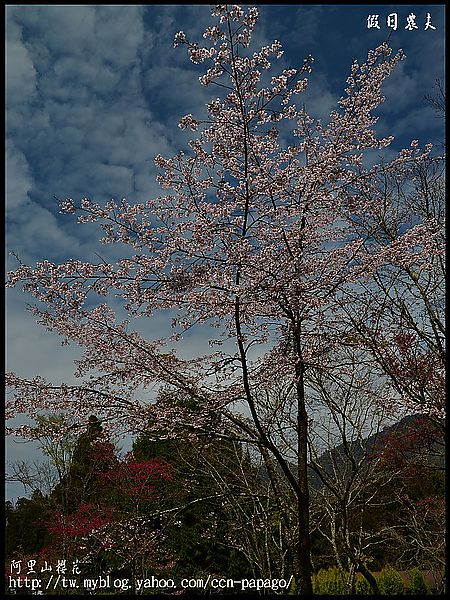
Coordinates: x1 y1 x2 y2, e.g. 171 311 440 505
408 568 430 595
312 566 348 595
378 565 404 595
355 575 373 595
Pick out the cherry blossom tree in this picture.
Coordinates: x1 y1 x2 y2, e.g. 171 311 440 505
29 429 174 589
6 5 443 594
79 440 173 590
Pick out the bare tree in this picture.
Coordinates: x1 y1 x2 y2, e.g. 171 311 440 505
307 348 403 594
339 150 445 428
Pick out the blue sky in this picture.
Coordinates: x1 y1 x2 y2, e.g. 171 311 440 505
5 4 445 502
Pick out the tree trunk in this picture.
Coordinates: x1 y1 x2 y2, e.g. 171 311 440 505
294 321 313 595
357 563 380 595
296 404 313 594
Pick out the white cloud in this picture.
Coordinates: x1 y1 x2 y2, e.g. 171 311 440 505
6 5 174 266
6 287 84 382
6 141 33 213
5 13 37 105
301 70 339 122
7 203 83 265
